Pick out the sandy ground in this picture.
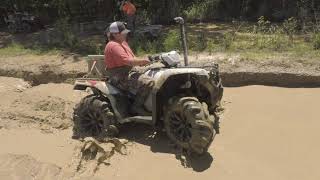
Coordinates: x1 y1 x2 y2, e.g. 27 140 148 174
0 77 320 180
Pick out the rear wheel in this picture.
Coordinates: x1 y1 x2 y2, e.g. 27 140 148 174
164 97 216 154
73 95 118 139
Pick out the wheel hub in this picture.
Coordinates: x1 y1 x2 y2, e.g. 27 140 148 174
80 110 104 136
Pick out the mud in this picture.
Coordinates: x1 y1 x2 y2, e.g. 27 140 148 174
0 77 88 130
0 154 64 180
1 77 320 180
221 71 320 87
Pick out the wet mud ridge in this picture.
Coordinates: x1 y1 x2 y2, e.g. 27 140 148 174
1 63 320 87
0 68 86 86
221 71 320 87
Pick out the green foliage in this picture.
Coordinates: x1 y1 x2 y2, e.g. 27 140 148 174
136 10 151 25
206 39 220 54
184 1 207 21
188 32 208 51
283 17 298 41
221 32 235 50
54 18 79 49
254 16 271 33
0 43 60 57
129 35 164 56
184 0 220 22
0 43 30 57
313 33 320 50
254 33 288 51
163 29 181 52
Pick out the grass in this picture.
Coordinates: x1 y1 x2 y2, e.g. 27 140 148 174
0 43 62 57
1 21 319 63
184 22 319 62
0 43 31 57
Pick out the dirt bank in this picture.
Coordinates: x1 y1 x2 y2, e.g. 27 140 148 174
190 53 320 87
0 54 87 85
1 82 320 180
0 53 319 87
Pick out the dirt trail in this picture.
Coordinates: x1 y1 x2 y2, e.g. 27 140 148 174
1 77 320 180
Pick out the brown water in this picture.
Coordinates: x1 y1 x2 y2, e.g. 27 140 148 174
0 85 320 180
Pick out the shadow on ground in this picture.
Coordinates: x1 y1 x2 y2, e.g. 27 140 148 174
118 123 214 172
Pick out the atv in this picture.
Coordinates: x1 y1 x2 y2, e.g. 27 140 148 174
4 11 43 34
72 17 223 154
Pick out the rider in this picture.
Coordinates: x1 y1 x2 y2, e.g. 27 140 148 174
104 21 154 115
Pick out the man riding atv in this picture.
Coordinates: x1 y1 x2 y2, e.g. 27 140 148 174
72 17 223 154
104 21 154 115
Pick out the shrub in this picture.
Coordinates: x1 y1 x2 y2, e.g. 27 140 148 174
282 17 298 42
128 34 164 55
222 32 235 50
163 29 181 52
206 39 220 54
54 18 79 49
184 0 220 22
188 32 207 51
256 16 271 33
313 33 320 50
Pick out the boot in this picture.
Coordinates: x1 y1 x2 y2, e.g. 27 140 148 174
130 87 152 116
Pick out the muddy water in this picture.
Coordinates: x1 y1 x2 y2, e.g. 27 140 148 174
1 85 320 180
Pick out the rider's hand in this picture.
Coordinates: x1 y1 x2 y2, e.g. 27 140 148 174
148 55 154 62
141 59 150 66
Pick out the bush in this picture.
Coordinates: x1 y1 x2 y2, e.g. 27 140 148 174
221 32 236 50
54 18 79 49
163 29 181 52
184 0 220 22
255 16 271 33
282 17 298 42
313 33 320 50
188 32 207 51
129 34 164 56
206 39 220 54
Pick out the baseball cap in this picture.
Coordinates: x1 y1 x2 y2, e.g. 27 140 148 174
109 22 130 34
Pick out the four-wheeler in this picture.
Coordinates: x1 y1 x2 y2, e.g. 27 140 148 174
72 17 223 154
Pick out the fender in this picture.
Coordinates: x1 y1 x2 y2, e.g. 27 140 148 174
73 78 119 95
73 78 128 121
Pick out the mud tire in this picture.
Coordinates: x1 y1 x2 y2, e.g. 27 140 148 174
72 95 118 139
164 97 216 154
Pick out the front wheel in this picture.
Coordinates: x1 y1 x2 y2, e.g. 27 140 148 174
164 97 216 154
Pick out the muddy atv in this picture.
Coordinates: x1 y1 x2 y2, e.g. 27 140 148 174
72 17 223 154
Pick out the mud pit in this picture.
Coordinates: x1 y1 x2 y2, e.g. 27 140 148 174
0 77 89 130
1 77 320 180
